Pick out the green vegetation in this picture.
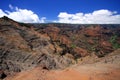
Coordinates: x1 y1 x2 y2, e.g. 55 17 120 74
91 46 96 51
110 35 120 49
70 44 76 49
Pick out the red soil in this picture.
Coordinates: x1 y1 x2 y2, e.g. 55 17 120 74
6 63 120 80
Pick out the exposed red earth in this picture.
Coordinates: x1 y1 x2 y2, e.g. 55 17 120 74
0 16 120 80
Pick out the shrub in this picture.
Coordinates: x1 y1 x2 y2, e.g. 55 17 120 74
70 44 76 49
110 35 120 49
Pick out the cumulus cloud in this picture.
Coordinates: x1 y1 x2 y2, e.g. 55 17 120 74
0 4 46 23
9 4 14 10
56 9 120 24
0 9 7 17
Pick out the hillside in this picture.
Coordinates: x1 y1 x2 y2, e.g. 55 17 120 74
5 49 120 80
0 16 120 80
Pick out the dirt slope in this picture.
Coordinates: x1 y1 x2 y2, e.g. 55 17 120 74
6 63 120 80
5 49 120 80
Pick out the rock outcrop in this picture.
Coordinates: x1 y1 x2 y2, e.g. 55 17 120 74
0 17 73 76
0 16 120 78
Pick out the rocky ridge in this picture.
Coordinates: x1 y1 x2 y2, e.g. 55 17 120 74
0 16 73 78
0 16 120 79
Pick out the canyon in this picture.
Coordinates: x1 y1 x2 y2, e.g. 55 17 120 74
0 16 120 80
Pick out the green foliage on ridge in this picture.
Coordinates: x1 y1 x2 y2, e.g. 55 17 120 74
110 34 120 49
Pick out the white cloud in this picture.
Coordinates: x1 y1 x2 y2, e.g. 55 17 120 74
41 17 46 23
56 9 120 24
0 9 7 17
9 4 14 10
0 4 46 23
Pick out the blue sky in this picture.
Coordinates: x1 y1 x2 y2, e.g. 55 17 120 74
0 0 120 23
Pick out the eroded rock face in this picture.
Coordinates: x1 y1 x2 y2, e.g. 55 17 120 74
0 16 120 76
84 26 101 37
0 17 73 75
